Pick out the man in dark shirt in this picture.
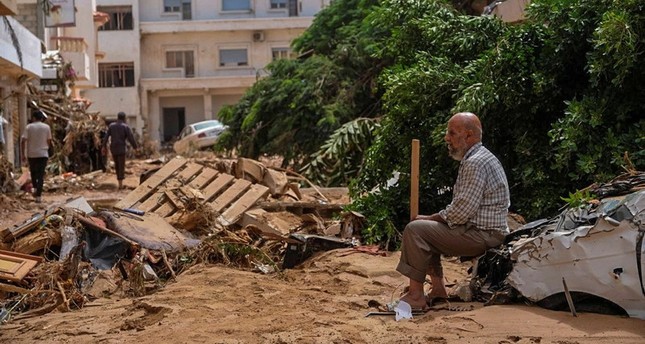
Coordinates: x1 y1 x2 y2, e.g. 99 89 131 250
102 111 137 189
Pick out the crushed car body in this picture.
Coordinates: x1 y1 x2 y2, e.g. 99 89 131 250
473 172 645 319
508 190 644 319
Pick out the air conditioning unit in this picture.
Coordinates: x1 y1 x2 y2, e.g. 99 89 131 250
252 31 265 42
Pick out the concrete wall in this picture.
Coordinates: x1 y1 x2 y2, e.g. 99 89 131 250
0 16 43 78
140 28 302 79
14 2 43 38
212 94 242 118
88 0 325 145
83 0 141 131
139 0 326 22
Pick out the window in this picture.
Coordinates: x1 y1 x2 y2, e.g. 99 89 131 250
222 0 250 11
271 47 294 61
164 0 181 12
270 0 287 9
219 49 248 67
165 50 195 77
98 6 133 31
99 63 135 87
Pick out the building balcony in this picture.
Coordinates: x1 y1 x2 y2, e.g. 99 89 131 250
0 15 42 78
50 36 90 81
140 16 314 35
140 71 257 93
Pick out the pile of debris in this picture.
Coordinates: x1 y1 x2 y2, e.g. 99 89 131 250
469 171 645 319
27 52 157 175
0 155 18 193
0 156 360 323
27 82 107 175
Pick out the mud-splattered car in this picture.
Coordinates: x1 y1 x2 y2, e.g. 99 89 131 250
473 173 645 319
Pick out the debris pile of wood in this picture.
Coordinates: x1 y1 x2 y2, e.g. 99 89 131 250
26 51 157 174
26 82 106 175
0 154 18 193
0 156 359 322
43 170 104 193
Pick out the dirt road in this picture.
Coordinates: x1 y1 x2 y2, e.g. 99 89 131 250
1 160 644 343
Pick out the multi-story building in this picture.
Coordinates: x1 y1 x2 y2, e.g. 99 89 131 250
84 0 329 145
0 0 42 165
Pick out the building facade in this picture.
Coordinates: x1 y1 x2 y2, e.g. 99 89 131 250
84 0 329 144
0 0 42 165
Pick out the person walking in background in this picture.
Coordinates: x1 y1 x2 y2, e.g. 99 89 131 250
21 110 52 203
102 111 137 189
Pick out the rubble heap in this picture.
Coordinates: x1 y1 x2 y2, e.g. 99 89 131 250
0 156 360 323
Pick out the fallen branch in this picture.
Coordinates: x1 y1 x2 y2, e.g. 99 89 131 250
12 299 63 321
161 249 176 280
271 167 329 203
0 282 36 294
56 281 70 312
75 215 139 247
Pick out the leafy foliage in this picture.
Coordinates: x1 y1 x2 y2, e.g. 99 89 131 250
352 0 644 245
217 0 385 169
301 117 380 186
218 0 645 246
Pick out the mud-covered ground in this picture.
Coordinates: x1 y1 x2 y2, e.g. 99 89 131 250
1 159 643 343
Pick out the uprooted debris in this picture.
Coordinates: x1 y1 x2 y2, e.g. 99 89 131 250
25 53 157 176
467 171 645 319
0 156 359 323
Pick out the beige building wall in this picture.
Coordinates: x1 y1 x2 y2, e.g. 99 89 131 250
82 0 141 127
0 13 42 165
87 0 327 145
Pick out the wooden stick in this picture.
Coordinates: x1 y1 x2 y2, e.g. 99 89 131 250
161 249 176 280
75 215 139 247
0 282 36 294
410 139 420 221
562 277 577 317
56 281 70 312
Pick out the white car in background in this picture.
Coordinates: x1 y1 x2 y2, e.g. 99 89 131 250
173 120 227 154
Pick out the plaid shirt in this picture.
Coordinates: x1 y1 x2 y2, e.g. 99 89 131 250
439 143 510 232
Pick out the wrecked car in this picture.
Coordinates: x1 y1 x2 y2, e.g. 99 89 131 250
473 172 645 319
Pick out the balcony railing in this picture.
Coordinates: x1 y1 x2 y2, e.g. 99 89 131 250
51 36 88 53
50 37 90 81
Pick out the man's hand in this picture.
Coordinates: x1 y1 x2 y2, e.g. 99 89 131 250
414 213 446 224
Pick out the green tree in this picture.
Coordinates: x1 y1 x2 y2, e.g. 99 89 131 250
218 0 644 247
352 0 644 245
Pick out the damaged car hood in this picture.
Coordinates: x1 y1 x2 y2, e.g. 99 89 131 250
507 190 645 319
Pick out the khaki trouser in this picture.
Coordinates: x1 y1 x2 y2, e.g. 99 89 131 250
396 220 507 282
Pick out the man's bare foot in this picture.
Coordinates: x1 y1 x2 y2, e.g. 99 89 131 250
426 289 449 299
399 292 428 310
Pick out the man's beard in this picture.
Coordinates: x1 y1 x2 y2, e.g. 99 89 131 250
448 144 466 161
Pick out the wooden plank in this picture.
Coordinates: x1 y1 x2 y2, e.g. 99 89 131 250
154 191 183 217
115 157 187 209
189 168 218 189
201 173 235 201
1 213 44 242
176 163 203 184
138 180 183 212
154 201 176 218
256 201 347 211
410 139 420 221
240 209 300 241
210 179 252 213
0 249 42 282
138 192 165 212
220 184 270 225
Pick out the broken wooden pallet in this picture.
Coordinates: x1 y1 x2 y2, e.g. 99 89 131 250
115 158 270 226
